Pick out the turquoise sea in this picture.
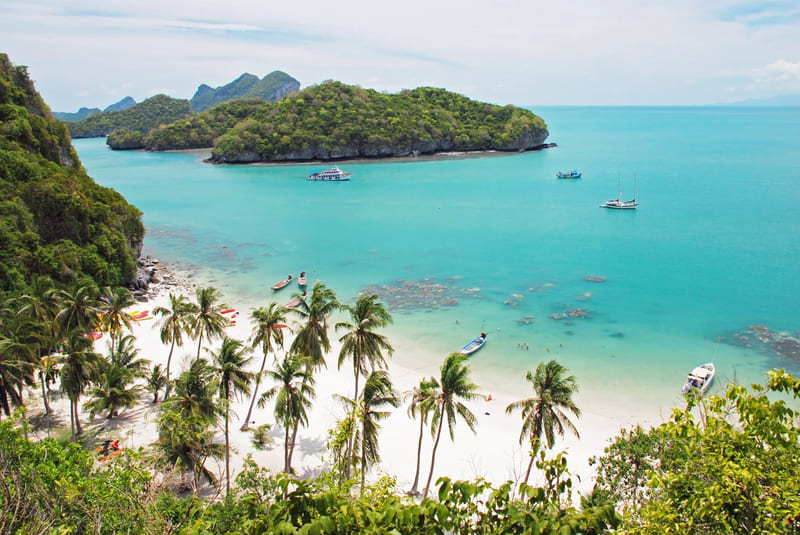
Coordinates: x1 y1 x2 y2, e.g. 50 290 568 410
73 106 800 416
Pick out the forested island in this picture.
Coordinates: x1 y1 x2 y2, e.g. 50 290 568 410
107 81 550 162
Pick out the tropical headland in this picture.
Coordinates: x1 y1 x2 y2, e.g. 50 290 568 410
2 52 800 533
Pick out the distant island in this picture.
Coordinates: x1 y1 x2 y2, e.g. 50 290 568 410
108 81 550 162
63 71 300 139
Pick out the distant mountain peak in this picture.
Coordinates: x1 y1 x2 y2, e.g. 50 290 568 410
190 71 300 112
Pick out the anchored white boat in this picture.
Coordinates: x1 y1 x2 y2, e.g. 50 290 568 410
459 332 487 355
307 167 351 181
682 362 715 395
601 172 638 209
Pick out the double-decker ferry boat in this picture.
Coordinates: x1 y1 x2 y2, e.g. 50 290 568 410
307 167 351 181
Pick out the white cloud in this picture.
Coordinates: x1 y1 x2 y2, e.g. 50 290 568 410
2 0 800 108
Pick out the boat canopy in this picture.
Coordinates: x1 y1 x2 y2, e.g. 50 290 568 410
690 366 711 379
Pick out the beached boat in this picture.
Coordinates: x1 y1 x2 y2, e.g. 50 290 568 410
601 173 638 209
307 167 351 181
285 291 307 310
297 271 307 289
557 169 582 179
271 275 292 291
682 363 715 395
459 332 487 355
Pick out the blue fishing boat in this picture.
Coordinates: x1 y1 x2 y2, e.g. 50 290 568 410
459 332 487 355
557 169 582 179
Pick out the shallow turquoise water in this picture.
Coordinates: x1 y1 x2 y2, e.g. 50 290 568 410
73 106 800 409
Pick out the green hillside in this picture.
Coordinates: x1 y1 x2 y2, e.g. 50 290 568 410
0 53 143 295
67 94 191 138
129 81 549 161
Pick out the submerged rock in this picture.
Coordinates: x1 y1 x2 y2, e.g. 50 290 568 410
718 324 800 362
362 278 480 312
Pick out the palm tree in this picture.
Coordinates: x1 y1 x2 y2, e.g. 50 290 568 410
258 353 315 473
0 336 34 421
290 281 340 371
210 336 254 495
18 275 60 352
162 358 222 427
404 377 439 496
146 364 168 403
59 331 102 438
190 287 228 361
423 352 480 499
242 303 288 431
98 286 135 334
84 360 142 419
505 359 581 486
55 277 101 338
106 333 150 379
355 370 399 495
153 293 196 396
336 293 393 480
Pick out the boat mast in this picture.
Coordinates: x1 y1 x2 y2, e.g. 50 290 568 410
617 170 621 201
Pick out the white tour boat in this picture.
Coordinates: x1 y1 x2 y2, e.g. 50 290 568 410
307 167 351 181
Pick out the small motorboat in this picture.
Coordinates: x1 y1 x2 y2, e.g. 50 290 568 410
459 332 487 355
557 169 582 179
271 275 292 291
298 271 307 289
682 363 715 396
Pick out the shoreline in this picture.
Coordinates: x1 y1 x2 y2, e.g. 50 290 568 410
31 258 667 497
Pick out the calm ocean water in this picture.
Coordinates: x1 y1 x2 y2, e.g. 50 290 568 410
73 106 800 412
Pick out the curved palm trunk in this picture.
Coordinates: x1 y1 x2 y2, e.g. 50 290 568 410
241 350 268 431
422 402 446 499
69 401 76 439
165 338 176 398
523 443 536 485
74 399 83 435
410 416 425 494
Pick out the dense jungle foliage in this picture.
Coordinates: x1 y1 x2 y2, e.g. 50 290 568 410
67 94 191 138
190 71 300 112
0 53 143 295
132 81 548 161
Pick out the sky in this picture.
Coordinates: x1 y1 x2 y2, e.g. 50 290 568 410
2 0 800 111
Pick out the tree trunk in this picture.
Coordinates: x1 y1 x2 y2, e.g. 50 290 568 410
284 423 290 473
288 422 299 474
241 350 268 431
195 332 203 361
345 366 360 481
40 371 51 415
360 413 366 497
523 446 536 486
165 338 176 398
225 400 230 496
422 402 445 499
69 401 76 440
410 416 425 494
74 399 83 435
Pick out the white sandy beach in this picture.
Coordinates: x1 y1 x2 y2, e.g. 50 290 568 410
29 265 669 498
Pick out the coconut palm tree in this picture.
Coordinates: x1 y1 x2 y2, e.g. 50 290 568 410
55 277 101 338
290 281 340 371
146 364 168 403
106 333 150 379
84 360 142 419
0 335 34 421
341 370 399 496
162 358 221 427
153 293 196 396
422 352 480 499
242 303 288 431
97 285 135 334
258 353 315 473
335 293 393 479
209 336 253 495
18 275 60 353
506 359 581 486
190 287 228 361
404 376 439 496
59 330 102 438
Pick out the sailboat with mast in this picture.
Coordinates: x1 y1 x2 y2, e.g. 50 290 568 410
601 172 638 209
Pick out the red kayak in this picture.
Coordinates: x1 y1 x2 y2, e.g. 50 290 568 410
271 275 292 291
